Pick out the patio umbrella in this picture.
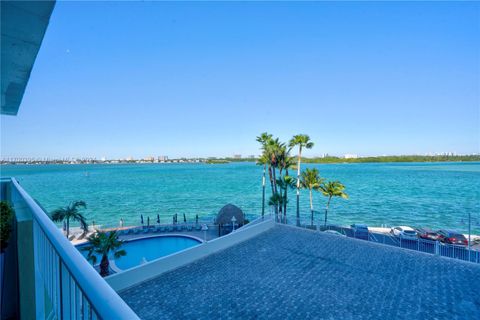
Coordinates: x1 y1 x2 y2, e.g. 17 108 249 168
195 214 199 225
147 216 150 227
157 214 160 224
183 213 187 223
140 214 144 225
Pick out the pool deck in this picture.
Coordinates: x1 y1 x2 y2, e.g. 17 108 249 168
118 228 219 242
71 225 221 245
120 224 480 319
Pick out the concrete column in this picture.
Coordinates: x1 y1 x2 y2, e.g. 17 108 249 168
12 196 37 320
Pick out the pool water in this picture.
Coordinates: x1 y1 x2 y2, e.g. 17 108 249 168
77 235 201 271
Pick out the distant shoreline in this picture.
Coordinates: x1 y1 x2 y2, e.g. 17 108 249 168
228 155 480 164
1 155 479 166
301 155 480 164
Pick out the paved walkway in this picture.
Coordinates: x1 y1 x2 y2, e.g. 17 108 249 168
120 224 480 319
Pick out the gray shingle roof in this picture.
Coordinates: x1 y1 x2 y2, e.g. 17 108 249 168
121 224 480 319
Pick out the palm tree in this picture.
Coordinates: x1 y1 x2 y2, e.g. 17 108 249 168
264 138 285 216
256 132 273 218
266 138 284 194
319 181 348 227
300 168 323 226
276 175 295 223
82 231 126 277
289 134 314 226
268 193 284 222
51 201 88 238
277 147 295 220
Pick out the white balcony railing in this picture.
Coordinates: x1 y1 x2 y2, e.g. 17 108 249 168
9 178 139 320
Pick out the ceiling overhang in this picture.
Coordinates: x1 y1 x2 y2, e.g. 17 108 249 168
1 0 55 115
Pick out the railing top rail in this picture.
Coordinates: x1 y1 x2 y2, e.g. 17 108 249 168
10 178 139 320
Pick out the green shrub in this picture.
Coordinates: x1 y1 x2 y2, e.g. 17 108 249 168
0 201 14 252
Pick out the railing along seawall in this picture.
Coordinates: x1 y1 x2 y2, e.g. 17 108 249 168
10 178 139 320
289 218 480 264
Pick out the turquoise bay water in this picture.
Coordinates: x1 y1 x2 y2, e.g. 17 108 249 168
1 162 479 233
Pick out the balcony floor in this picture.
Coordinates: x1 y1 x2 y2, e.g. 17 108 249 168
120 224 480 319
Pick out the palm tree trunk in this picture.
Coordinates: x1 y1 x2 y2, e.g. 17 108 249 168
272 167 279 220
284 168 289 223
272 166 278 195
309 188 313 226
324 197 332 227
100 254 109 277
296 146 302 227
267 164 276 220
262 164 266 219
278 168 283 219
66 217 70 238
268 165 274 195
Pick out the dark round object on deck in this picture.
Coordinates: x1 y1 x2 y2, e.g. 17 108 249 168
215 204 245 225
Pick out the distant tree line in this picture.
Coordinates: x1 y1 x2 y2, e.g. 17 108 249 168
223 154 480 164
302 154 480 164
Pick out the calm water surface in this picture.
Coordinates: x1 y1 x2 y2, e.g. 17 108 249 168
77 235 201 270
1 162 479 233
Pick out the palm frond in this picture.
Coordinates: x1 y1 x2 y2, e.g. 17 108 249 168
114 249 126 259
268 193 283 206
71 200 87 210
74 213 89 233
50 208 66 222
87 253 97 265
320 181 348 199
289 134 314 150
300 168 323 190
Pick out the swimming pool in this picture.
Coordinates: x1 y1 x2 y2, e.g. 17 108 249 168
77 235 202 272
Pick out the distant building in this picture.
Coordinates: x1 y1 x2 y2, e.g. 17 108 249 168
144 156 154 162
233 154 242 159
344 154 358 159
158 156 168 162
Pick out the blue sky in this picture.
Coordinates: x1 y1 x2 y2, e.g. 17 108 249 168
1 1 479 159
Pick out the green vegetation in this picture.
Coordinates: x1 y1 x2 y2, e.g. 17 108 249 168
225 154 480 164
257 134 296 222
256 133 273 218
319 181 348 227
0 201 14 252
206 159 230 164
223 157 257 162
300 168 323 226
51 201 88 239
82 230 126 277
256 132 350 226
289 134 314 226
302 154 480 164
